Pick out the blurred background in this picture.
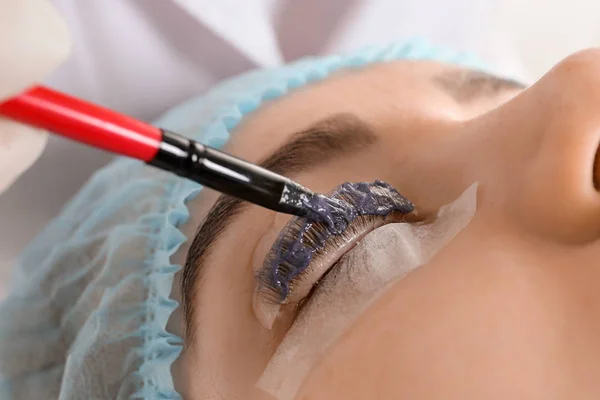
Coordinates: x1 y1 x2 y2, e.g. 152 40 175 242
1 0 599 296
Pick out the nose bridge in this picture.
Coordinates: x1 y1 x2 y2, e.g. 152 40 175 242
505 49 600 242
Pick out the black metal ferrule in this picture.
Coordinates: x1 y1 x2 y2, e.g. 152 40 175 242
148 129 311 217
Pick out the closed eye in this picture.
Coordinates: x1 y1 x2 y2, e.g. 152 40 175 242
252 180 421 329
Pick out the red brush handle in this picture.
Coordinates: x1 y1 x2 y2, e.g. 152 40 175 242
0 85 162 162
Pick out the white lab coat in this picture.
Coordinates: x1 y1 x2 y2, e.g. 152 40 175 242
0 0 525 285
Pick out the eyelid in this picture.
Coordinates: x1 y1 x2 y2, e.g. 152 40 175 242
282 213 413 304
253 181 418 329
252 213 285 270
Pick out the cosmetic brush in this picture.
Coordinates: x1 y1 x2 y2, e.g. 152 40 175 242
0 86 313 217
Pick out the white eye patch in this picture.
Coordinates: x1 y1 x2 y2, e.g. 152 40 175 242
256 183 478 400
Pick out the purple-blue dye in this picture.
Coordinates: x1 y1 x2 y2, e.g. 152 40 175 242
268 180 414 301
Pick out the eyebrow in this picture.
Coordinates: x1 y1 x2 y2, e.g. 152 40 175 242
434 69 526 102
181 113 377 337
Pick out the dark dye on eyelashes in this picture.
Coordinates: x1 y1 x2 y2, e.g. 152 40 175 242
264 180 414 301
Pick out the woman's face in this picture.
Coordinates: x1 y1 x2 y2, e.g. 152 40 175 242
177 49 600 399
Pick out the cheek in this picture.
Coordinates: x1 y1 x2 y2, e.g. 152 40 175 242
294 228 596 400
295 258 518 400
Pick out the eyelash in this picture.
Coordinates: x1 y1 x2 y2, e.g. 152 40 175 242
256 212 385 306
255 180 416 314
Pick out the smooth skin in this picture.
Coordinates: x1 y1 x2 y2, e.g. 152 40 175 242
173 49 600 399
